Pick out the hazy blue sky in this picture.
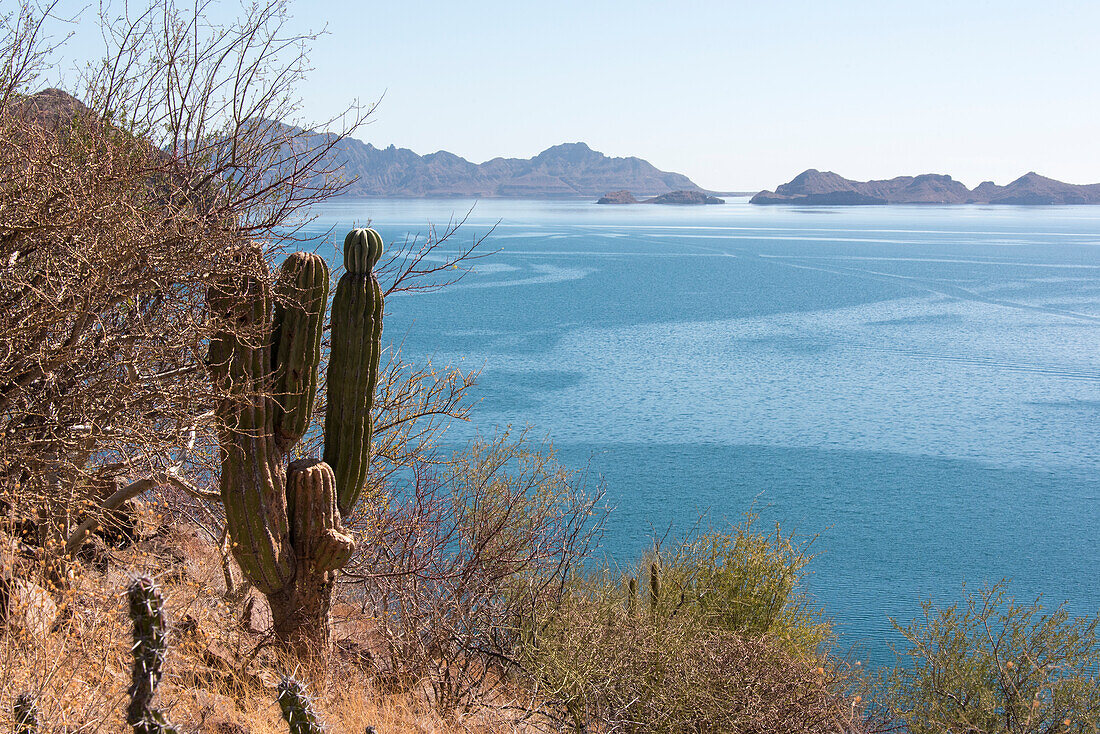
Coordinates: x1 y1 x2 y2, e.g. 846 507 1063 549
49 0 1100 190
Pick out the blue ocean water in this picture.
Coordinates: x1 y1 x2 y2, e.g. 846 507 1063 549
302 198 1100 667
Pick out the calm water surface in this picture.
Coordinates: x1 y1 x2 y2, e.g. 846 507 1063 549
302 198 1100 667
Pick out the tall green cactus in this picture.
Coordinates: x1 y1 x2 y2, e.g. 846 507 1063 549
323 228 384 515
126 577 179 734
272 253 329 452
209 230 384 651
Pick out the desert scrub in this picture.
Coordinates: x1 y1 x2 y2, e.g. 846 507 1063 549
514 516 857 733
884 582 1100 733
652 514 831 655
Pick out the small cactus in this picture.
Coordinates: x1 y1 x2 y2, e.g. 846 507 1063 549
649 560 660 616
13 693 37 734
277 676 326 734
126 577 179 734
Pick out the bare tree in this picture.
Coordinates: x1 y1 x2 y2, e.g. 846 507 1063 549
0 0 368 561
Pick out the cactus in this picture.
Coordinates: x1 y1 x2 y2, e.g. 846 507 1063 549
209 273 293 596
126 577 179 734
210 230 384 651
277 676 326 734
649 560 660 616
272 253 329 452
626 576 638 616
323 228 384 515
286 459 354 572
13 693 37 734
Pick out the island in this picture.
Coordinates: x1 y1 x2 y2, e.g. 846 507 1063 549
751 169 1100 205
644 190 725 205
597 190 638 204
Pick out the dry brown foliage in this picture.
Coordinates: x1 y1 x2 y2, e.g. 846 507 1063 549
0 504 536 732
0 0 372 562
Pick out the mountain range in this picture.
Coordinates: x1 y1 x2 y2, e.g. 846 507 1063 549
751 169 1100 205
282 123 702 198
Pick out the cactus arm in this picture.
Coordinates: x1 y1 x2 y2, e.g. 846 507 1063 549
286 459 354 571
210 275 293 595
323 228 385 516
272 253 329 453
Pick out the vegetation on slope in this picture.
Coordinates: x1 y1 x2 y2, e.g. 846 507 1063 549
1 1 1098 733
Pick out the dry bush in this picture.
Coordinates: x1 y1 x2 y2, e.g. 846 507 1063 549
344 433 604 716
0 0 366 562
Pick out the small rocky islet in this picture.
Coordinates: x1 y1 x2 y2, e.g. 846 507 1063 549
596 189 725 205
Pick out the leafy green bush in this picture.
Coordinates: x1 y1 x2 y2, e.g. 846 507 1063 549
513 515 860 733
885 582 1100 733
650 515 831 655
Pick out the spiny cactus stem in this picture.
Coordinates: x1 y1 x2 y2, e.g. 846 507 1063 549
277 676 326 734
649 560 660 616
126 576 179 734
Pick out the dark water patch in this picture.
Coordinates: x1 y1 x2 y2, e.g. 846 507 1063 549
468 369 586 413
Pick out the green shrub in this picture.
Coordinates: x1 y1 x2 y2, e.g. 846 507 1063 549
513 515 858 733
652 514 831 655
885 582 1100 733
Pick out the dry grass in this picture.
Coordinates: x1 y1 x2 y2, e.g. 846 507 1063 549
0 505 531 733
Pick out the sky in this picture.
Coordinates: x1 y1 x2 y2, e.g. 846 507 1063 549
42 0 1100 191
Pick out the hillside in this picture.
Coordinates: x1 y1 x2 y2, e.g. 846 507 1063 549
752 169 1100 205
285 124 702 198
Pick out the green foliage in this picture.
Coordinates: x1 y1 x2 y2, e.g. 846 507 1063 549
638 514 830 655
277 677 326 734
885 582 1100 734
514 515 847 733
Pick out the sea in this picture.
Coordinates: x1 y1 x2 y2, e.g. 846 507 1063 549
299 197 1100 668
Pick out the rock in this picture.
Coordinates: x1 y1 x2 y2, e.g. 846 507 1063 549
643 190 724 205
1 578 58 638
597 190 637 204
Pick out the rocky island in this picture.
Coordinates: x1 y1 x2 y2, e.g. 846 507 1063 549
752 169 1100 205
597 190 638 204
644 190 725 205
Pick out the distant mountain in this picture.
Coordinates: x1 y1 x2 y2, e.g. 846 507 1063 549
284 125 701 198
752 170 1100 205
